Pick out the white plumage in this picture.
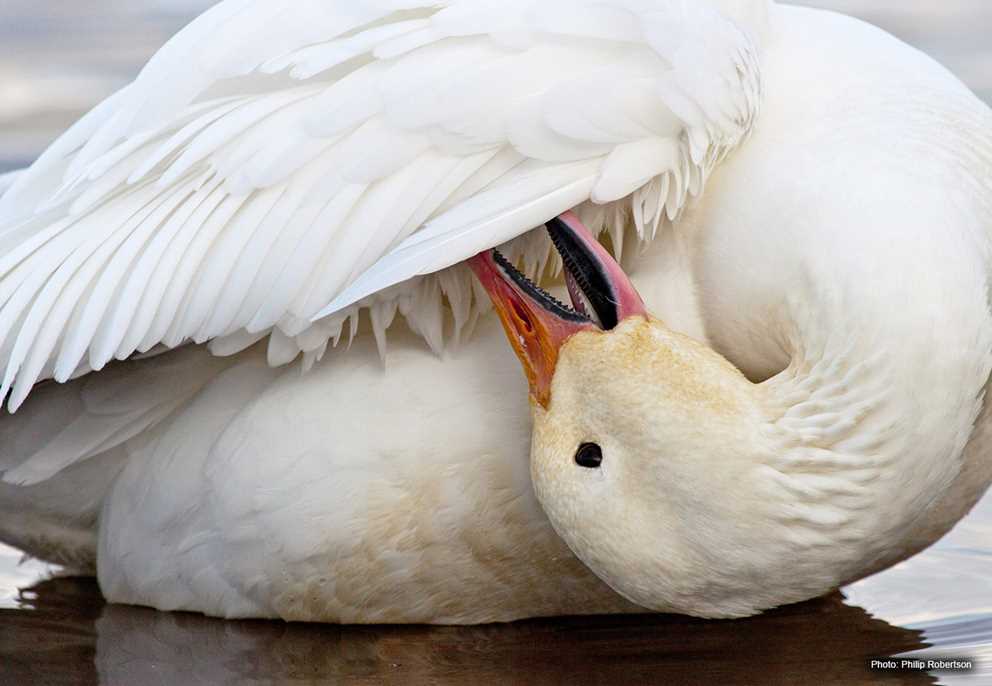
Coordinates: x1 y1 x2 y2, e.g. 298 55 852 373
0 0 760 413
0 0 990 624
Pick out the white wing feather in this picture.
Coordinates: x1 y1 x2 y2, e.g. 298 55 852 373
0 170 23 199
0 0 765 412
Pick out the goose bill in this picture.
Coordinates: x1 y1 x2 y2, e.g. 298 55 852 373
469 211 647 408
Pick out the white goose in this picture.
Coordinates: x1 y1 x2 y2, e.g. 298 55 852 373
1 0 991 624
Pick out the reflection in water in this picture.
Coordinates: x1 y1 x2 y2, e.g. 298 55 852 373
1 577 937 686
0 543 56 608
844 496 992 684
0 1 991 685
0 579 103 686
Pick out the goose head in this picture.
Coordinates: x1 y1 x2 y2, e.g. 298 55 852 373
470 213 781 618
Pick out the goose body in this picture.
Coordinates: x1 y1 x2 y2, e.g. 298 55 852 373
1 0 991 623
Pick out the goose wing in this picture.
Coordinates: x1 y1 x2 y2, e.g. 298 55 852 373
0 0 762 411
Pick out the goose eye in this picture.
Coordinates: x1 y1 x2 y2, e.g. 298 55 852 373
575 443 603 469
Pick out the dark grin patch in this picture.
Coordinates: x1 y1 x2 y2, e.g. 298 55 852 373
490 220 624 331
546 217 621 330
491 250 589 324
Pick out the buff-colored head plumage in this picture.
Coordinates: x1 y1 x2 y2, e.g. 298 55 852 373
528 316 780 617
471 215 794 618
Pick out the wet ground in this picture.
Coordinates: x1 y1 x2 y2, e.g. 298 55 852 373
0 1 991 685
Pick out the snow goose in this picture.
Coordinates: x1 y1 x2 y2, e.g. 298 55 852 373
0 0 990 623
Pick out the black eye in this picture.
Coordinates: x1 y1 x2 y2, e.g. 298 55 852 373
574 443 603 469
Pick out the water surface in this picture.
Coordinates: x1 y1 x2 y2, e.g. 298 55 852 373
0 1 990 684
